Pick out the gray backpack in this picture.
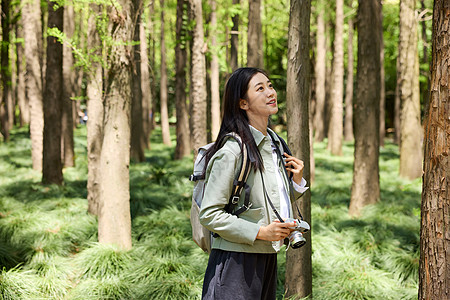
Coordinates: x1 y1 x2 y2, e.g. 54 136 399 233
189 133 252 253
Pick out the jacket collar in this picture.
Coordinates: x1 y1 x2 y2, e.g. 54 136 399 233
249 125 282 148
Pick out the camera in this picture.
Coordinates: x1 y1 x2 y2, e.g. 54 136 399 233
285 218 310 249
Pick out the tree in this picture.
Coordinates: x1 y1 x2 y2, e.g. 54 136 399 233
42 0 64 185
159 0 172 146
313 1 326 142
62 1 75 167
230 0 239 72
398 0 422 179
419 1 449 297
379 1 385 147
209 0 220 141
189 0 207 156
286 0 312 297
344 1 354 142
140 17 152 150
1 0 12 141
23 0 44 171
16 16 28 126
174 0 190 159
247 0 263 68
97 0 141 249
327 0 344 155
86 3 103 216
349 0 381 216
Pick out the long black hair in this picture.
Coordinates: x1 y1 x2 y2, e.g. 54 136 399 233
203 67 269 173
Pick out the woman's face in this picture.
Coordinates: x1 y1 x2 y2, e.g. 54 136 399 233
239 72 278 120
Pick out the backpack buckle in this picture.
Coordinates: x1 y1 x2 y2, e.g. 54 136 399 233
243 202 252 211
231 196 239 205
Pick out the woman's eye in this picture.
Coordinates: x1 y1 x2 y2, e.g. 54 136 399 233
257 87 263 91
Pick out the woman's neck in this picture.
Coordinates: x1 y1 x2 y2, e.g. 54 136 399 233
248 118 268 135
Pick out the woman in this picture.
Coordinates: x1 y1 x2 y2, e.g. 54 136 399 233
199 67 308 299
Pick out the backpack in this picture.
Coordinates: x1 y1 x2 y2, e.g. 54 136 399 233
189 133 252 253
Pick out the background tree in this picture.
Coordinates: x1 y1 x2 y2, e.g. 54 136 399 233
398 0 422 180
379 1 385 147
140 15 152 150
1 0 12 141
419 2 449 298
344 0 354 142
98 0 141 249
230 0 240 72
313 0 326 142
285 0 312 297
209 0 220 141
247 0 263 68
15 19 28 127
42 0 64 185
349 0 381 216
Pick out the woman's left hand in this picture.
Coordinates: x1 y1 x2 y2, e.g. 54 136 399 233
283 153 304 186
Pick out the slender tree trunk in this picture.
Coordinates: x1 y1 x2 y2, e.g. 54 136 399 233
174 0 190 159
379 2 385 147
140 20 152 149
314 2 326 142
86 3 103 216
394 56 401 144
419 0 430 123
230 0 239 72
1 0 11 140
16 21 28 126
210 0 220 141
23 0 44 170
419 2 450 298
328 0 344 155
98 0 141 250
159 0 172 146
398 0 422 180
247 0 263 68
62 1 75 167
131 13 145 162
349 0 381 216
286 0 312 297
189 0 207 156
344 6 354 142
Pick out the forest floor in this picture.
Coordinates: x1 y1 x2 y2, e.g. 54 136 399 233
0 125 421 299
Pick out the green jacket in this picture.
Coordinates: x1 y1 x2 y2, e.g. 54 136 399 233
199 126 304 253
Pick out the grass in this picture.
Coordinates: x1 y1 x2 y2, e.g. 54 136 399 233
0 126 421 299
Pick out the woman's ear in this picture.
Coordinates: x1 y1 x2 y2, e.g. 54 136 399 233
239 99 248 110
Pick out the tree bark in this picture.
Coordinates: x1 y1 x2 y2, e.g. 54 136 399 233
327 0 344 155
314 1 326 142
189 0 207 156
230 0 239 72
174 0 190 159
131 13 145 162
98 0 140 250
210 0 220 141
1 0 11 140
42 1 63 185
419 2 450 298
86 3 103 216
394 56 401 144
16 20 28 126
379 2 385 147
62 1 75 167
159 0 172 146
344 6 354 142
398 0 423 180
140 19 152 150
349 0 381 216
247 0 263 68
23 0 44 170
285 0 312 298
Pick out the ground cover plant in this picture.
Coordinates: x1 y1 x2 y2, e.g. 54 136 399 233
0 126 421 299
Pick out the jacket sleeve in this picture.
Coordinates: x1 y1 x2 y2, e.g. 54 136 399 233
199 148 260 245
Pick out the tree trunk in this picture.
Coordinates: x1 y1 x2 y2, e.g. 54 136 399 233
419 0 430 124
349 0 381 216
379 2 385 147
285 0 312 298
16 20 28 126
86 3 103 216
314 1 326 142
344 5 354 142
230 0 239 72
131 13 145 162
189 0 207 156
398 0 422 180
62 1 75 167
394 56 401 144
42 1 63 185
327 0 344 155
210 0 220 141
140 19 152 150
247 0 263 68
23 0 44 170
1 0 11 141
159 0 172 146
174 0 191 159
98 0 140 250
419 2 450 298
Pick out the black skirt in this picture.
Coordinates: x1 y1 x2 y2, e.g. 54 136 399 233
202 249 277 300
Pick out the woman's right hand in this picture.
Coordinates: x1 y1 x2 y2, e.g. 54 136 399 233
256 220 295 241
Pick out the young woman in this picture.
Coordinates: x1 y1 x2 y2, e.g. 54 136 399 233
199 67 309 299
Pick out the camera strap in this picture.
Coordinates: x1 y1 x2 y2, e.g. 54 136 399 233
260 171 284 223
